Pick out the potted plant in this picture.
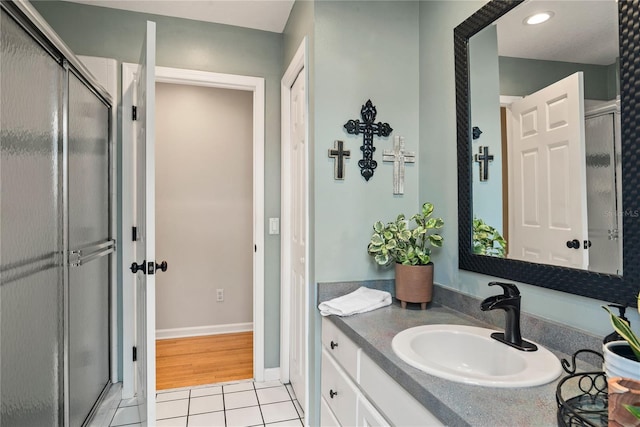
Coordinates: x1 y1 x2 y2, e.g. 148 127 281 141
367 202 444 309
602 294 640 381
472 217 506 258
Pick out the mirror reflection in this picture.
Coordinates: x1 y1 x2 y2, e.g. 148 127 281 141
469 0 621 275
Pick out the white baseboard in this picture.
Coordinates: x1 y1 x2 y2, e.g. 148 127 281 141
262 367 281 382
156 322 253 340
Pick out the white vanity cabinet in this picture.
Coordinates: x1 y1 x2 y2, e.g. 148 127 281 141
321 318 443 427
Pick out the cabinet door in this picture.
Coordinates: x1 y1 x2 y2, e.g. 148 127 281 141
359 352 443 426
357 395 390 427
321 396 341 427
322 348 358 426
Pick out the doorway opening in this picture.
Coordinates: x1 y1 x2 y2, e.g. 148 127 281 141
122 64 265 398
154 81 254 390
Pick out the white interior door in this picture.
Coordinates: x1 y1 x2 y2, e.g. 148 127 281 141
133 20 156 425
508 72 588 268
288 70 306 410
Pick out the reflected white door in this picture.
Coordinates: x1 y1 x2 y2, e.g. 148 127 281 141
288 70 306 410
133 21 157 426
508 72 588 268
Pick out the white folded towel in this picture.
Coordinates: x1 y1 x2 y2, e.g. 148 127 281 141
318 287 392 317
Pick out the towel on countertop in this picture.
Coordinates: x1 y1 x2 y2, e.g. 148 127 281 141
318 286 392 317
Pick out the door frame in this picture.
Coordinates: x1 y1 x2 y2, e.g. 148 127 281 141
122 64 266 397
280 38 309 414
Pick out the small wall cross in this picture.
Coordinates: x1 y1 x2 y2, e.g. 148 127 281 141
383 136 415 195
474 145 494 182
328 140 350 180
344 100 393 181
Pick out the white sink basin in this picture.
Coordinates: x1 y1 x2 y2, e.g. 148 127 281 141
391 324 562 388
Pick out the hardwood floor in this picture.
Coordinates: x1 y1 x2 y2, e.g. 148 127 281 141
156 332 253 390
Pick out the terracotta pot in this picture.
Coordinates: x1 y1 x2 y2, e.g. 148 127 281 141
608 376 640 427
394 263 434 310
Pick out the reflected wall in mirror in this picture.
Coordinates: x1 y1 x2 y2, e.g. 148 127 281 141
455 0 640 306
469 0 621 275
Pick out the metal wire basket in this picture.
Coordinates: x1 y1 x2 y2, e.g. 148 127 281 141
556 350 608 427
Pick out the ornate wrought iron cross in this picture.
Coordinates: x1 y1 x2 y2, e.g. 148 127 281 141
344 100 393 181
474 145 494 182
383 136 415 195
328 140 350 180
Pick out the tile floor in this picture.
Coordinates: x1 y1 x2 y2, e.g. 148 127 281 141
107 380 303 427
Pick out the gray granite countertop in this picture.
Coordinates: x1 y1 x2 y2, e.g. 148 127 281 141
323 300 597 427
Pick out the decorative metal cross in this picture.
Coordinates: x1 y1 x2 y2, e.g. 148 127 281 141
328 140 350 180
344 100 393 181
383 136 415 195
474 145 494 182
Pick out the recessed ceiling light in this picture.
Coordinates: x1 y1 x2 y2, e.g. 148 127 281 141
524 11 554 25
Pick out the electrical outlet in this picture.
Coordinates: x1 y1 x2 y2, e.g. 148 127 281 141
216 289 224 302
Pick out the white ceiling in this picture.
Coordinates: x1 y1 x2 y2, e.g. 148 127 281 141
61 0 296 33
495 0 618 65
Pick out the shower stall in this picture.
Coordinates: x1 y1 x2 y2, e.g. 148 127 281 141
1 2 114 426
585 99 623 276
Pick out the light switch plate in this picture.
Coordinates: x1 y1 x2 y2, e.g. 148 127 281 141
269 218 280 235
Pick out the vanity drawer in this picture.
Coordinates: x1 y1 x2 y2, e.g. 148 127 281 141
322 347 358 426
322 317 360 377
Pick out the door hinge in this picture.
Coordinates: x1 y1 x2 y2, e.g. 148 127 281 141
132 105 138 121
132 346 137 362
132 226 138 242
255 244 257 253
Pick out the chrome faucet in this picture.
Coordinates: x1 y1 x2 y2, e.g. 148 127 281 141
480 282 537 352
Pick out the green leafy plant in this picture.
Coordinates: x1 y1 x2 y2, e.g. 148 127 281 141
472 217 506 258
603 293 640 361
624 404 640 420
367 202 444 266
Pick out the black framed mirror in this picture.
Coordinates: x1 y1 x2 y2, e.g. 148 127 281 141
455 0 639 306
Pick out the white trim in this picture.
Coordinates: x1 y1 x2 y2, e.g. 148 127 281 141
500 95 523 106
121 63 266 393
121 63 136 399
253 77 266 383
262 368 281 383
584 98 620 117
280 37 309 422
156 323 253 340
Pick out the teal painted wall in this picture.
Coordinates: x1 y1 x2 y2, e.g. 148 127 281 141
314 0 420 284
283 0 313 68
33 0 284 376
499 56 618 100
309 1 420 423
469 24 503 236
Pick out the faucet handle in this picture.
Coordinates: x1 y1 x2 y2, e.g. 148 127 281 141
488 282 520 297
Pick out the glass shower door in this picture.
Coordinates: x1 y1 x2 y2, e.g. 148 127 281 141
1 5 114 425
68 72 113 426
585 112 621 275
0 9 65 426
